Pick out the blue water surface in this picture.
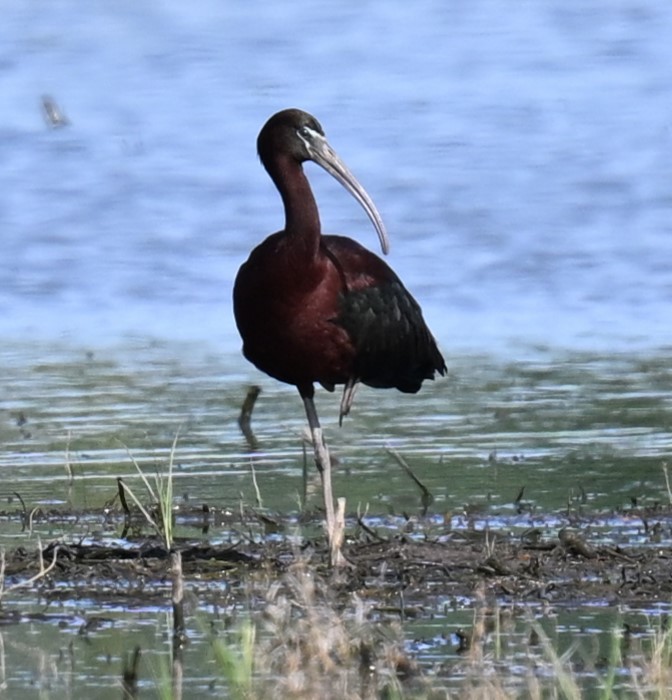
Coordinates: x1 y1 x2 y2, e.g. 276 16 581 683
1 0 672 358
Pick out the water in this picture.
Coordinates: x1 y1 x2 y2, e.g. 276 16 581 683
2 0 672 352
2 1 672 696
1 343 671 697
2 345 671 532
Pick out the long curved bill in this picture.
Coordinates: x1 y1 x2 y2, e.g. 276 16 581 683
301 129 390 255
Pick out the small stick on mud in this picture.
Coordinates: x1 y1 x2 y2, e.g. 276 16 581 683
331 497 347 568
238 385 261 449
121 645 141 699
386 448 434 512
356 514 387 543
3 541 60 595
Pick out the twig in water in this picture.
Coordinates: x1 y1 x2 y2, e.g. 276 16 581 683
118 480 164 543
238 385 261 449
201 503 211 535
117 477 131 517
64 430 75 486
514 485 526 514
171 551 187 646
172 641 184 700
249 459 263 508
121 646 141 699
13 492 27 528
41 95 69 128
386 447 434 512
0 550 5 600
662 462 672 505
27 507 44 537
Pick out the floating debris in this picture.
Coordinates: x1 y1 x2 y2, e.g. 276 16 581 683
41 95 70 128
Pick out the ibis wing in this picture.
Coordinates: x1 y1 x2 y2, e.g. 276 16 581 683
336 278 446 393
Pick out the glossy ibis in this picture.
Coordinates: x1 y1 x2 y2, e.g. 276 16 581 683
233 108 446 562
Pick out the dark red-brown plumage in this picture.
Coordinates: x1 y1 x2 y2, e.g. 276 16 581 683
233 108 445 559
234 109 445 411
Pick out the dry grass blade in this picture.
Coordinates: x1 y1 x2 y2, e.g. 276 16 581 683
248 458 263 509
116 440 158 504
0 539 60 600
243 560 419 699
662 461 672 506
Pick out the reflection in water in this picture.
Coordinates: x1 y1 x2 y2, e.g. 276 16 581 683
237 385 261 451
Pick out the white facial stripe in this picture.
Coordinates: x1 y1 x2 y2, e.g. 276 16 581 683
297 126 324 152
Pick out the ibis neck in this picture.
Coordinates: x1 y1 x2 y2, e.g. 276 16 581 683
267 154 321 256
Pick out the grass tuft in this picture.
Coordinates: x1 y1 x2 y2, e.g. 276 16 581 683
118 431 180 549
210 559 424 700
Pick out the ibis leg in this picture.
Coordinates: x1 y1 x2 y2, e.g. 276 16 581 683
301 393 335 527
339 378 359 426
301 391 344 566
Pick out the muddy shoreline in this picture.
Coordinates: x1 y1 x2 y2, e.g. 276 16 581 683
2 504 671 612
